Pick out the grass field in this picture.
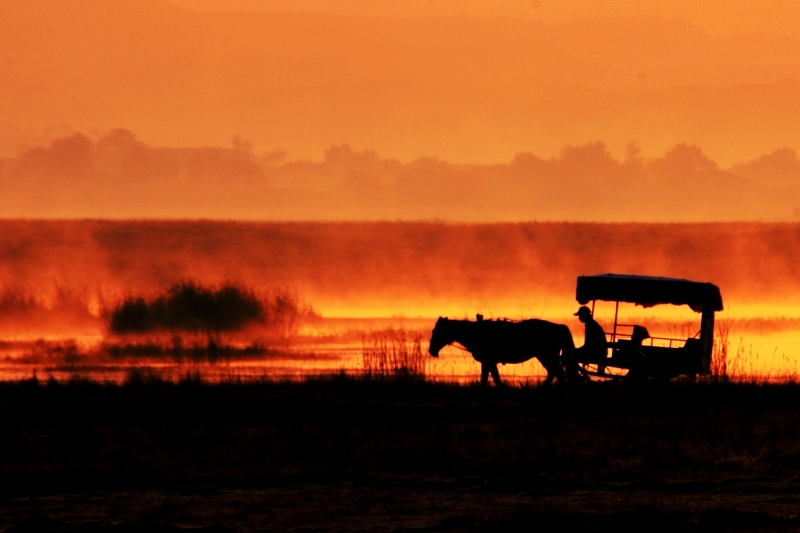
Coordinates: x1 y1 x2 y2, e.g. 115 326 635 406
2 377 800 531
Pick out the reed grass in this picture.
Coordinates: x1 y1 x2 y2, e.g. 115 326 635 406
709 317 800 383
362 328 427 377
711 318 731 378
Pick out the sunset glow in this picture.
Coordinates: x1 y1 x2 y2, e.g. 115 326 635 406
7 7 800 530
1 1 800 384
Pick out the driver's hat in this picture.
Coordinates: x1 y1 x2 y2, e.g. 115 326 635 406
574 306 592 318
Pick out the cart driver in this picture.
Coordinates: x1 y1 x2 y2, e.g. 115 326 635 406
565 306 608 380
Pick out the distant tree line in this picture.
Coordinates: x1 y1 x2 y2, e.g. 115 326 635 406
2 130 800 220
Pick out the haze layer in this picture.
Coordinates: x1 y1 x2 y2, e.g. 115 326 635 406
2 220 798 317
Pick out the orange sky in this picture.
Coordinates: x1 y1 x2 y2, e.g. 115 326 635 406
173 1 800 37
3 0 800 171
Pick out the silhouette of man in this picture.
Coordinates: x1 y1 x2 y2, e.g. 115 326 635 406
565 306 608 380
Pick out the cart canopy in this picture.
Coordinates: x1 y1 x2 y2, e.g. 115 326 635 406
576 274 723 313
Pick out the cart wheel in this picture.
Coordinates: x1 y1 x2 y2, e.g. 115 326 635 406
651 372 672 383
574 363 592 383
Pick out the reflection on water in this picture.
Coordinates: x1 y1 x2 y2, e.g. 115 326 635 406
0 314 799 384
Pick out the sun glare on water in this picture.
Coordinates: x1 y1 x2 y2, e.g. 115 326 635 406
0 289 798 384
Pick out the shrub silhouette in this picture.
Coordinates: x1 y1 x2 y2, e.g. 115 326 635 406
109 282 262 335
111 297 152 333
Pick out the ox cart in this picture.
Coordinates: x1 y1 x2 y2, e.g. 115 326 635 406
575 274 723 381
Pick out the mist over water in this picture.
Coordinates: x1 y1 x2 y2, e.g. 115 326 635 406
1 220 798 306
0 220 797 382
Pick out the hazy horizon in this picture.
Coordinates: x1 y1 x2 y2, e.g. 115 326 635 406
1 128 799 221
5 0 800 182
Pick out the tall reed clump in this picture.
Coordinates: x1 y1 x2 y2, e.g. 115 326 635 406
712 318 767 382
109 281 262 336
362 328 427 378
711 318 731 379
0 285 96 328
266 290 306 348
105 281 315 361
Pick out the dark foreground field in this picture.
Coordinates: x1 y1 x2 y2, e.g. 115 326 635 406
3 377 800 532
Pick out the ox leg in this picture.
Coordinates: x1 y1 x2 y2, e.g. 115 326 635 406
563 347 581 382
541 356 565 385
480 363 490 387
553 365 566 384
489 363 503 386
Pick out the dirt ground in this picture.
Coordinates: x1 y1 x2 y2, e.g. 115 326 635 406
2 377 800 532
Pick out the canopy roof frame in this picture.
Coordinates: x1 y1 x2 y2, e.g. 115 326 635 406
576 273 723 313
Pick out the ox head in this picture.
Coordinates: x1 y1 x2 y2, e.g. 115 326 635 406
428 317 451 357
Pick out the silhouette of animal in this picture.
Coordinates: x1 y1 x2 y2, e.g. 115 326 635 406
428 317 573 385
